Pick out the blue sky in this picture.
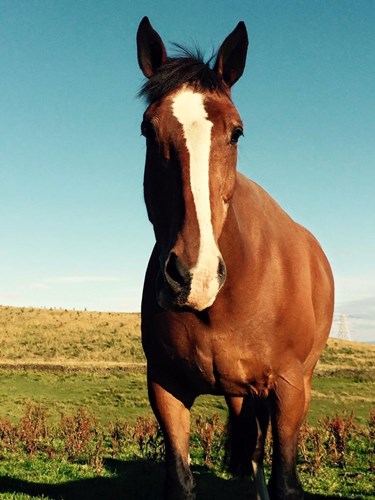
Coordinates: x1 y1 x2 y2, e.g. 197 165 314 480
1 1 374 342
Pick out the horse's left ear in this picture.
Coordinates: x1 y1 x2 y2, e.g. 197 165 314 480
137 17 167 78
214 22 248 88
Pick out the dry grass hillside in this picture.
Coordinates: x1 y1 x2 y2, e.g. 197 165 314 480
317 337 375 377
0 305 374 375
0 306 143 368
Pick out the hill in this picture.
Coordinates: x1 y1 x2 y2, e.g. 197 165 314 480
0 306 144 368
0 305 374 369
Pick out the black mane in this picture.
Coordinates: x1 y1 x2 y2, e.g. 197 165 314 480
139 46 227 104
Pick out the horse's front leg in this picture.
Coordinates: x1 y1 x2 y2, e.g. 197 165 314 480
268 373 305 500
148 374 196 500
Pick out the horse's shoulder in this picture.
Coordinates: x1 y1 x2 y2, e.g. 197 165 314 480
233 172 330 264
234 172 293 225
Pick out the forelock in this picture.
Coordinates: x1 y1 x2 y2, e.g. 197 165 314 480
138 46 227 104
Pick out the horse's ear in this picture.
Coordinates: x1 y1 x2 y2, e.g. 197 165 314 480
137 17 167 79
214 22 248 88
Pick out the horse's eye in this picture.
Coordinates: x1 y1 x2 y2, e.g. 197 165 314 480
230 127 243 144
141 121 156 141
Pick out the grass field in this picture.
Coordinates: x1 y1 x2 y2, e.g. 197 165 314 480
0 305 374 499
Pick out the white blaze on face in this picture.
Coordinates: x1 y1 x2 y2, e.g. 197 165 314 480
172 88 222 310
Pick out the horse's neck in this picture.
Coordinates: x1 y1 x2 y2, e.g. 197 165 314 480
220 172 292 273
221 173 264 249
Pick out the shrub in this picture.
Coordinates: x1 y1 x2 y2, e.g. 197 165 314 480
108 419 132 457
18 402 49 456
133 416 164 461
321 414 357 468
369 408 375 472
298 420 327 473
194 413 225 466
59 407 98 461
0 418 18 455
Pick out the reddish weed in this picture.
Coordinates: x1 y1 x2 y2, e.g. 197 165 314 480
195 413 225 466
321 414 357 468
59 407 98 461
18 402 49 456
108 419 132 457
0 418 18 455
133 416 164 461
369 408 375 471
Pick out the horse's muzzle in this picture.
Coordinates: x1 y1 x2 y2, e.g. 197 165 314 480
157 252 226 312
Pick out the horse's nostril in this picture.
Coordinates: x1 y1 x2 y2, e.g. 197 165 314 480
218 257 227 287
165 253 190 289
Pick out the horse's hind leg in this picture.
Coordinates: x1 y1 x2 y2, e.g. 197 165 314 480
225 395 270 500
148 375 196 500
252 399 271 500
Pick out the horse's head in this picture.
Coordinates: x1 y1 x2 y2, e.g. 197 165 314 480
137 17 248 312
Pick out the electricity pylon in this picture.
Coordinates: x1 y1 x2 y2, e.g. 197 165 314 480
337 314 351 341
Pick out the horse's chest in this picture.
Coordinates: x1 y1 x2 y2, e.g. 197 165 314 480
152 317 276 397
210 333 275 396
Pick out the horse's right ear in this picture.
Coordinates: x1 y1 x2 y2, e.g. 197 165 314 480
137 17 167 79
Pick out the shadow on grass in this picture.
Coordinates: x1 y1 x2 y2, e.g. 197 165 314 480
0 459 359 499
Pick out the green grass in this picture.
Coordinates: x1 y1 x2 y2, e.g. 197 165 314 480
310 376 374 425
0 370 148 424
0 370 372 427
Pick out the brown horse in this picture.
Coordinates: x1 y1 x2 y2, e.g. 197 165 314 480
137 17 334 500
